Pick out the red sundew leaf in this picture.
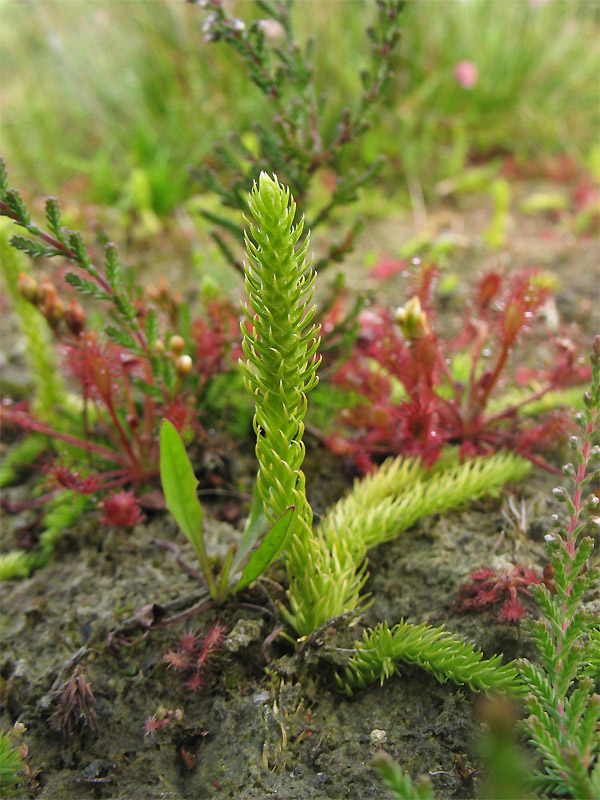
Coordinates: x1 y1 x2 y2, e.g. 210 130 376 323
100 491 144 527
143 715 171 737
499 599 527 623
475 588 499 607
185 671 206 692
177 630 198 654
44 463 100 494
163 649 191 671
63 333 125 404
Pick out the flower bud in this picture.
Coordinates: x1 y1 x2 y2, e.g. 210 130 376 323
176 355 193 376
552 486 569 502
153 339 165 355
502 302 525 345
64 298 86 335
17 272 39 303
169 335 185 355
43 295 64 329
395 296 430 339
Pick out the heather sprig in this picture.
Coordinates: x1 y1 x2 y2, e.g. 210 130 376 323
0 158 243 518
190 0 403 274
519 335 600 798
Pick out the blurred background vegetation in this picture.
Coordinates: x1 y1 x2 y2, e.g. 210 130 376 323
2 0 598 219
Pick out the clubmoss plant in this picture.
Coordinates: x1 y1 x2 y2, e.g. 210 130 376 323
336 620 520 697
519 335 600 798
0 491 90 581
0 724 36 797
241 173 319 542
374 750 435 800
235 174 532 637
0 730 25 797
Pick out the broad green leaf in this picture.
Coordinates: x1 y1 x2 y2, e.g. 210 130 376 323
234 506 295 592
159 419 207 569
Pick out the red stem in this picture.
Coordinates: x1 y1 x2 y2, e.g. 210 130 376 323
0 412 129 466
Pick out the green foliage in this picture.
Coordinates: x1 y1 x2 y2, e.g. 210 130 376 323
487 384 586 418
0 492 90 581
0 730 25 797
3 0 597 215
374 751 435 800
391 0 600 193
191 0 403 273
160 414 295 602
336 620 520 697
241 173 319 540
160 419 208 581
0 435 48 490
288 450 530 636
519 336 600 799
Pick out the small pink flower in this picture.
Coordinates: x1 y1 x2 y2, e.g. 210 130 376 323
454 61 478 89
